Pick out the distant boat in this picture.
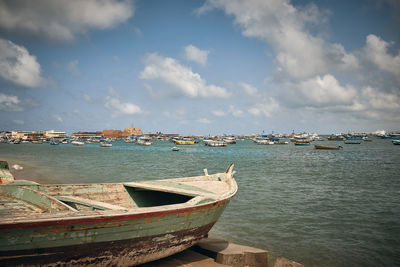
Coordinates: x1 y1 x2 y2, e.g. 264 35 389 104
137 136 152 146
99 142 112 147
254 139 274 145
171 146 179 151
204 140 227 147
0 161 237 267
392 140 400 145
344 141 361 144
274 140 289 144
314 145 342 150
327 135 346 141
294 142 310 146
175 140 195 145
50 141 59 145
71 140 84 146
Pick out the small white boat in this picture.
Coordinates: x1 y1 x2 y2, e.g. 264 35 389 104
172 146 179 151
255 139 274 145
71 141 84 146
137 136 152 146
204 140 227 147
100 142 112 147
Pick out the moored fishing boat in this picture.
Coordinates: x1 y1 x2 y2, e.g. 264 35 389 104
136 136 152 146
294 142 310 146
392 140 400 145
71 140 84 146
344 141 361 144
99 141 112 147
0 161 237 266
314 145 342 150
327 135 346 141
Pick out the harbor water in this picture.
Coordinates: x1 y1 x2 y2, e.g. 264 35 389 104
1 139 399 266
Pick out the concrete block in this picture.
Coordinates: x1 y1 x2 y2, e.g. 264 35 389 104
274 257 305 267
140 249 230 267
193 238 269 267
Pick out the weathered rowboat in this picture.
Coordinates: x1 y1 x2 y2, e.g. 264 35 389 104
0 161 237 266
314 145 342 150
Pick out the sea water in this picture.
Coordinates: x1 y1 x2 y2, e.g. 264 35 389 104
1 139 399 266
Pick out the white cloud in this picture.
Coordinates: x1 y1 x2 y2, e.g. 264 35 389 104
0 38 44 87
211 110 226 116
140 53 230 98
363 34 400 77
197 118 211 124
104 89 142 117
53 114 63 122
184 45 209 65
248 97 280 118
239 82 258 95
163 108 185 119
0 0 134 42
13 119 24 125
0 93 23 111
198 0 358 79
361 86 400 110
67 60 81 76
211 105 243 117
82 93 93 103
297 74 357 106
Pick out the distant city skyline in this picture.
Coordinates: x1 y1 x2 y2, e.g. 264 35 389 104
0 0 399 135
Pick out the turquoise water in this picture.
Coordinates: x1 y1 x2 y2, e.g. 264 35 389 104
1 139 400 266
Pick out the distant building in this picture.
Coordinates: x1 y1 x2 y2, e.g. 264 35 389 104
11 131 36 140
43 130 67 139
72 131 103 140
102 126 142 138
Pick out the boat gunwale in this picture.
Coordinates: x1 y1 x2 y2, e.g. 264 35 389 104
0 170 238 230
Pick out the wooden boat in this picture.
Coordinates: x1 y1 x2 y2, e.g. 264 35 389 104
99 141 112 147
204 140 227 147
0 161 237 266
136 136 152 146
344 141 361 144
314 145 342 150
392 140 400 145
294 142 310 146
327 135 346 141
174 140 195 145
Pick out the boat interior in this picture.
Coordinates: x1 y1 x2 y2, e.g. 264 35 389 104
0 168 236 220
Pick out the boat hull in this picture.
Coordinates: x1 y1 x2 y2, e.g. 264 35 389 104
0 200 230 266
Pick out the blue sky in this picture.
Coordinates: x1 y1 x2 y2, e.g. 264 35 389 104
0 0 399 135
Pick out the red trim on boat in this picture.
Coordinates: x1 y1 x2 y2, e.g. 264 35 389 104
0 199 229 230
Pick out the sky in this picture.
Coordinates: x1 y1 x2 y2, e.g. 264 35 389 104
0 0 399 135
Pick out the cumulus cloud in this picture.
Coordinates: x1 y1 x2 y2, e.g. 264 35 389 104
361 86 400 111
363 34 400 77
0 93 23 111
0 0 134 42
104 88 142 117
211 105 243 117
53 114 63 122
248 97 280 118
297 74 357 107
0 38 44 87
198 0 358 79
140 53 230 98
197 118 211 124
67 60 81 76
184 45 209 65
239 82 258 96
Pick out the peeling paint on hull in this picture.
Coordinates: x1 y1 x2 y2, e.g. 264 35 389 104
0 222 216 266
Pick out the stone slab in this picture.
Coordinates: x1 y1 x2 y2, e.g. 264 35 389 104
192 238 269 267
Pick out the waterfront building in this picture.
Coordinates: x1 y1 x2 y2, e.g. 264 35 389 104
102 126 142 139
72 131 103 140
43 130 67 139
